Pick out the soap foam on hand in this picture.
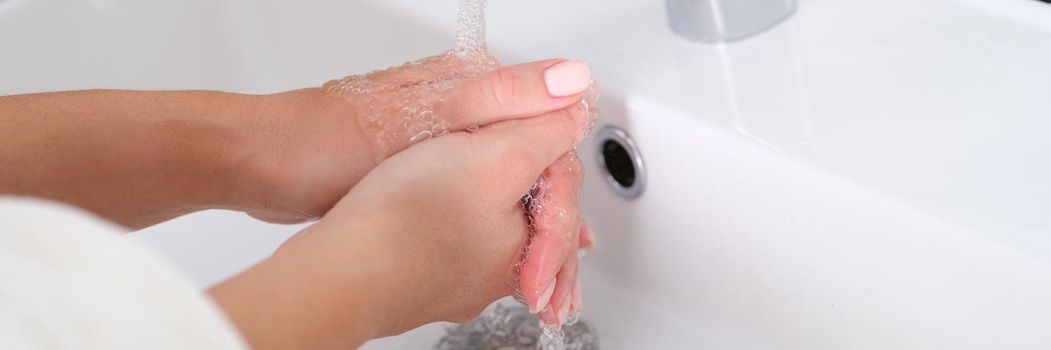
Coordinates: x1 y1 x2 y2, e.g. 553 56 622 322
322 0 598 348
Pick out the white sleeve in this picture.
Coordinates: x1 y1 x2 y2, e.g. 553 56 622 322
0 197 249 350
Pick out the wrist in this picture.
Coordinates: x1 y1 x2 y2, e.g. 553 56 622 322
176 92 267 213
223 89 377 221
210 220 402 349
216 91 309 217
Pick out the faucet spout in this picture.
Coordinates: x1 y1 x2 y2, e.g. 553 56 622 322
666 0 797 42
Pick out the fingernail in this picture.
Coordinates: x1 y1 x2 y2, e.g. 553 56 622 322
532 279 557 314
557 297 571 325
544 61 592 97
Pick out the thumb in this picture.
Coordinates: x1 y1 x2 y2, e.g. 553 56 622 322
438 59 593 128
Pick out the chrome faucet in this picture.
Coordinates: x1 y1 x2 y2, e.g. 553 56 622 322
666 0 797 42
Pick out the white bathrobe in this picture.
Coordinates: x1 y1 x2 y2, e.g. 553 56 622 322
0 197 247 349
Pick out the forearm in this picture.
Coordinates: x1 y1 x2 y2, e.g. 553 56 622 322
0 90 256 228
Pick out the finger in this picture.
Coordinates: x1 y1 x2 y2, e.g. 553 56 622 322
465 105 590 201
539 247 579 325
439 60 592 129
515 153 584 314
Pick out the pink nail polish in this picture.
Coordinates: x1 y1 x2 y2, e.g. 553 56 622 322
544 61 592 97
532 279 557 314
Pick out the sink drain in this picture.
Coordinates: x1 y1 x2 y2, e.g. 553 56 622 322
595 126 646 199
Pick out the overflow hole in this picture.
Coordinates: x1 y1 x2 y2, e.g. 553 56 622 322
602 140 636 188
596 126 645 199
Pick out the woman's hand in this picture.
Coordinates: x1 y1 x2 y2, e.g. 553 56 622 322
210 96 594 349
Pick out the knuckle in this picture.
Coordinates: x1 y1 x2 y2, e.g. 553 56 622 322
488 68 524 109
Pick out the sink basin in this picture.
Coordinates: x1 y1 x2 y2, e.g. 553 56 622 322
3 0 1051 348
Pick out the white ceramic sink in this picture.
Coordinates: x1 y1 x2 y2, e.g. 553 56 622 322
3 0 1051 348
